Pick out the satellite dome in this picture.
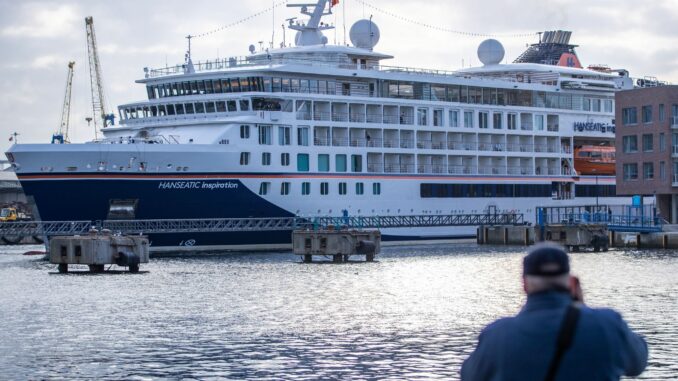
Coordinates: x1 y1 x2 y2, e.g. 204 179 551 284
477 39 505 66
350 19 380 49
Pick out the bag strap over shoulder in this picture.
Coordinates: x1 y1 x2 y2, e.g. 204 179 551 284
544 303 581 381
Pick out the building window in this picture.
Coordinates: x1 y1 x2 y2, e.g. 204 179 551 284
258 125 272 145
259 182 270 195
297 126 309 146
351 155 363 172
464 111 474 128
318 154 330 172
433 109 443 127
623 163 638 180
507 113 517 130
257 153 269 167
338 182 347 195
417 107 428 126
297 153 309 172
642 134 653 152
643 162 654 180
356 182 364 195
449 110 459 127
659 104 665 122
240 125 250 139
281 153 290 166
660 161 666 180
302 182 310 195
278 126 291 145
281 182 290 195
335 154 347 172
622 135 638 153
493 112 502 129
320 182 329 195
642 105 653 123
478 112 489 129
660 133 666 152
239 152 250 165
622 107 638 125
372 182 381 195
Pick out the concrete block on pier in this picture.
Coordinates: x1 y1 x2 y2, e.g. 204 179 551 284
292 229 380 262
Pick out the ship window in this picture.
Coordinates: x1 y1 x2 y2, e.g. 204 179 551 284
281 153 290 166
417 108 428 126
239 100 250 111
320 182 329 195
281 78 290 92
240 78 250 92
356 182 364 195
493 112 502 129
433 109 443 126
281 182 290 195
146 86 155 99
227 101 237 112
302 182 310 195
240 125 250 139
297 154 309 172
604 99 613 113
204 80 213 94
338 182 347 195
216 101 226 113
336 154 347 172
171 83 178 96
318 154 330 172
158 105 167 116
205 102 216 113
197 81 206 95
175 104 185 115
309 80 318 93
291 78 300 92
297 127 309 146
592 98 601 112
372 182 381 195
252 97 282 111
194 102 205 113
239 152 250 165
351 155 363 172
150 105 158 117
262 152 271 166
327 81 336 94
478 112 488 128
263 77 272 92
534 115 544 130
166 104 176 115
213 79 222 93
221 79 231 93
464 111 473 128
449 110 459 127
259 182 270 195
507 113 517 130
272 77 281 92
189 81 198 95
258 125 272 145
278 126 291 145
230 78 240 92
184 103 194 114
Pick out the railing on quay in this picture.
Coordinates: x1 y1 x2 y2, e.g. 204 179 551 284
535 205 663 232
0 212 526 238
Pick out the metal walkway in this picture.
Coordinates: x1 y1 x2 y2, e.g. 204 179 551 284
0 212 525 237
536 205 663 233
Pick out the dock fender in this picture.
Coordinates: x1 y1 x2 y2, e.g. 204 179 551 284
356 240 376 254
115 251 140 267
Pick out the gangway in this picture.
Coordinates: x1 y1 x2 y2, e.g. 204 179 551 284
536 205 662 233
0 212 525 238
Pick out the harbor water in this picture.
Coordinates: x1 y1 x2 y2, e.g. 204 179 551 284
0 243 676 380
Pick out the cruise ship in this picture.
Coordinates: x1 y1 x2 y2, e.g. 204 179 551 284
6 0 633 250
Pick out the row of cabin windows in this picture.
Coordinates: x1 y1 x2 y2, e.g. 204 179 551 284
421 183 557 198
146 75 612 113
121 100 250 120
240 152 292 166
258 181 381 196
241 152 364 172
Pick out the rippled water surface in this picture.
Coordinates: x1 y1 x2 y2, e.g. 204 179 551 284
0 243 676 380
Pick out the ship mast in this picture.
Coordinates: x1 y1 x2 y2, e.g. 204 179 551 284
286 0 335 46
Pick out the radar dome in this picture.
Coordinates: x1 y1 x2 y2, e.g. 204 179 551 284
477 39 505 66
350 19 380 49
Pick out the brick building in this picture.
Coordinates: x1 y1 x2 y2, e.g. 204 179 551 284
615 85 678 222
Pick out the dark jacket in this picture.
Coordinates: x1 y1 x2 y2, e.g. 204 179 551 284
461 291 648 381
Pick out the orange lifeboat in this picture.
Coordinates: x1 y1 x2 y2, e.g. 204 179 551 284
574 145 615 175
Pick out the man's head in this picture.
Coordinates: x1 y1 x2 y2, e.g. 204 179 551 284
522 243 571 295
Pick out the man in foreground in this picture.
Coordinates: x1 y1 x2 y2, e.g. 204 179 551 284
461 243 648 381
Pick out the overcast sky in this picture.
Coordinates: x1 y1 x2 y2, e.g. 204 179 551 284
1 0 677 153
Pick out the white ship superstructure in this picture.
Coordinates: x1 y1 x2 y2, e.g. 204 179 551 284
6 1 633 250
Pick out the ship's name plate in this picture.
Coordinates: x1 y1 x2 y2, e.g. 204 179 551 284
158 181 239 190
573 122 615 133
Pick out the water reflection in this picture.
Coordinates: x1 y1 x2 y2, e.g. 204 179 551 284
0 244 675 379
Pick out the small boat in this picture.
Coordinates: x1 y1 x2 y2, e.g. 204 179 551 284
574 145 615 175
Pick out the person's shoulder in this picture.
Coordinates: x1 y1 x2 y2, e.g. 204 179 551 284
480 316 516 336
581 305 627 327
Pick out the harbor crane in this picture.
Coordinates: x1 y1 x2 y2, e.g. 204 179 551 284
52 61 75 144
85 16 115 138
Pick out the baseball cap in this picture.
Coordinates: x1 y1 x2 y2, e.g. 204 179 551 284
523 243 570 276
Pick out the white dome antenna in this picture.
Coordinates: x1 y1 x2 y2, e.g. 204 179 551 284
350 19 380 50
478 39 505 66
